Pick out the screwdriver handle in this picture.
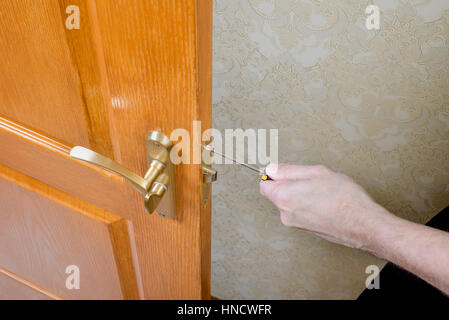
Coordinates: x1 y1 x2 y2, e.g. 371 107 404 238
260 174 273 181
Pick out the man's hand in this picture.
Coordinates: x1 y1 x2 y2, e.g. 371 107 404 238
260 164 396 250
260 163 449 295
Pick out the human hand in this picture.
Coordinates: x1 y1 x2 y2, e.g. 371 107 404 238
260 164 394 249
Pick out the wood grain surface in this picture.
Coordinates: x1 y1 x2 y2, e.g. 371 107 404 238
0 0 212 299
0 266 62 300
91 0 213 299
0 0 91 146
0 115 130 216
0 164 141 299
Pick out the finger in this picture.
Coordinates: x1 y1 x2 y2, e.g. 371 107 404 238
260 179 308 211
259 180 278 200
265 163 324 181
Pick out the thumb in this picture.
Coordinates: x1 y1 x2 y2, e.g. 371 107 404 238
265 163 317 181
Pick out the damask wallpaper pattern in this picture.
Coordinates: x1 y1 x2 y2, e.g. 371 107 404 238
211 0 449 299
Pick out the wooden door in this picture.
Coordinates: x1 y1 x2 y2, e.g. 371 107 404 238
0 0 212 300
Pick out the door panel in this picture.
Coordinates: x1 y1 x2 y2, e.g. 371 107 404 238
0 116 130 216
0 0 212 299
0 0 92 147
0 164 141 299
0 266 61 300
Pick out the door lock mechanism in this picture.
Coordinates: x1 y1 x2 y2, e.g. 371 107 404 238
69 131 177 218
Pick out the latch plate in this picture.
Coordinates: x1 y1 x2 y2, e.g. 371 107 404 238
146 131 177 219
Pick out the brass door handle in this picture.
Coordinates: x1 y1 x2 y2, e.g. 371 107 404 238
69 131 177 218
70 146 152 193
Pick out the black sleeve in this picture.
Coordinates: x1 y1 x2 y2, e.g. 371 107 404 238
358 205 449 301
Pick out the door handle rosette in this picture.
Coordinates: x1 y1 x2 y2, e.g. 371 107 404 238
69 131 177 218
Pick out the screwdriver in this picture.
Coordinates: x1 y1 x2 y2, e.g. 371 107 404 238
202 145 272 181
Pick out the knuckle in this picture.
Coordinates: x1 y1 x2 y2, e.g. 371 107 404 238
313 165 329 175
280 212 292 227
335 172 353 185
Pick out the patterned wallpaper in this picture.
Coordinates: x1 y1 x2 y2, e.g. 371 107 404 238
211 0 449 299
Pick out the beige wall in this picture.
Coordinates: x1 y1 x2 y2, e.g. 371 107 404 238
211 0 449 299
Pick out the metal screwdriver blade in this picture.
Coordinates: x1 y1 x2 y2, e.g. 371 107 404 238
202 144 265 174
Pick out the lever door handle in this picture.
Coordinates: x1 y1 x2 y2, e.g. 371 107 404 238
70 146 151 193
69 131 177 218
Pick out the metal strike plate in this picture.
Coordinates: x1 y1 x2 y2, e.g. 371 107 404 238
201 140 217 206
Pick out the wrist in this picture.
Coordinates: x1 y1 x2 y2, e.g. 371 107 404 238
361 205 407 259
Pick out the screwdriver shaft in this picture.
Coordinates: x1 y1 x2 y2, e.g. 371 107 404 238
203 145 264 174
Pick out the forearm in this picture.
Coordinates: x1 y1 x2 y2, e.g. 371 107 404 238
259 164 449 294
367 210 449 295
